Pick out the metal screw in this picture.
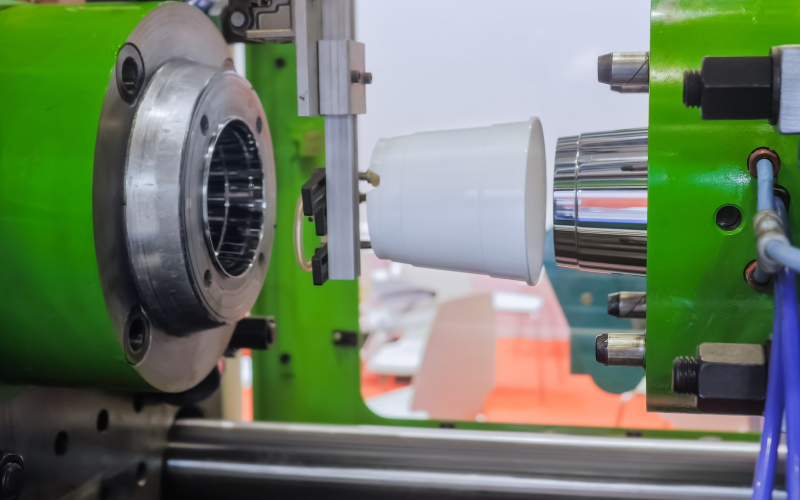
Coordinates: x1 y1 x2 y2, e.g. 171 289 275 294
230 11 247 28
350 71 373 85
672 356 699 395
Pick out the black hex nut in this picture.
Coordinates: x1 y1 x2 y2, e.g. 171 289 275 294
672 343 766 415
684 56 774 121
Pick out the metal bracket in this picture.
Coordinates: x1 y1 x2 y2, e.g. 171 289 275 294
301 168 327 236
319 40 367 115
222 0 323 117
312 245 329 286
332 329 359 347
222 0 367 281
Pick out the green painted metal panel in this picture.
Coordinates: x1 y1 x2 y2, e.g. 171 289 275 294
648 0 800 411
249 42 760 441
0 3 160 387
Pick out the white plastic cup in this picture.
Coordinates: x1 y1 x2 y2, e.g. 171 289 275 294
366 118 546 285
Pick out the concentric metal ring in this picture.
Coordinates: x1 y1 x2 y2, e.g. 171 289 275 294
93 3 275 392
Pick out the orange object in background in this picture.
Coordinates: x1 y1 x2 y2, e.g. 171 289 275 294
360 253 759 433
241 349 253 422
481 338 670 429
361 337 672 430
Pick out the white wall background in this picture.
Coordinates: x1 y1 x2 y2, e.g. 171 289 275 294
354 0 650 227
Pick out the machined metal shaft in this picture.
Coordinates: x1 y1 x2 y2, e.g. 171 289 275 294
608 292 646 318
598 52 649 93
164 419 779 499
596 333 646 367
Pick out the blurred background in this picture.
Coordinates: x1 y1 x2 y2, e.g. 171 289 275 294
353 0 759 433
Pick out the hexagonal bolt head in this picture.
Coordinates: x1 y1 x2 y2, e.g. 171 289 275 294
683 56 774 121
672 343 767 415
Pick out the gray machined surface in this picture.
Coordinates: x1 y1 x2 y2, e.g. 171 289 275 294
321 0 362 280
0 387 175 500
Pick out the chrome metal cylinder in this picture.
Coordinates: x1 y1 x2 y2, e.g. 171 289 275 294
595 333 646 367
598 52 649 93
608 292 646 318
164 419 776 500
553 128 647 276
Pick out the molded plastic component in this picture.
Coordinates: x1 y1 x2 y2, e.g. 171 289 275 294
366 118 546 285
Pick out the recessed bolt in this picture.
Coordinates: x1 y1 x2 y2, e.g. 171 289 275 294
116 44 145 105
0 454 24 500
230 11 247 28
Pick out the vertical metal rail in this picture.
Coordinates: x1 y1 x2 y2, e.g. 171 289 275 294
322 0 360 280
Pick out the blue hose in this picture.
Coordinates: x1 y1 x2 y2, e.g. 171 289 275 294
753 279 785 500
776 196 800 500
753 198 794 500
768 243 800 275
759 159 775 211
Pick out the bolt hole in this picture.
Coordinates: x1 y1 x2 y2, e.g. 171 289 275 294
200 115 209 135
256 116 263 134
121 57 139 95
133 394 144 413
54 431 68 456
715 205 742 231
275 58 286 69
96 409 109 433
128 317 146 354
204 269 212 287
258 252 265 267
279 353 291 364
136 462 148 487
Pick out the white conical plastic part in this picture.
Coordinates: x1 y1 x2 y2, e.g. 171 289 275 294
366 117 546 285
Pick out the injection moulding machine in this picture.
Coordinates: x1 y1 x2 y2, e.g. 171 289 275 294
0 0 798 499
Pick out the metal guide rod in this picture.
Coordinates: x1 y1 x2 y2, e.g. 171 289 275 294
164 420 785 499
321 0 360 279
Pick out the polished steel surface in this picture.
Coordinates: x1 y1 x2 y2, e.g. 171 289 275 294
93 3 275 392
205 120 266 277
126 60 221 334
596 333 646 367
127 59 274 332
322 0 361 280
609 291 647 318
598 52 649 93
164 420 783 499
553 128 647 275
0 387 175 500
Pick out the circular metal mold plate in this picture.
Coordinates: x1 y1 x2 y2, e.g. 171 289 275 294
183 71 275 324
93 3 275 392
